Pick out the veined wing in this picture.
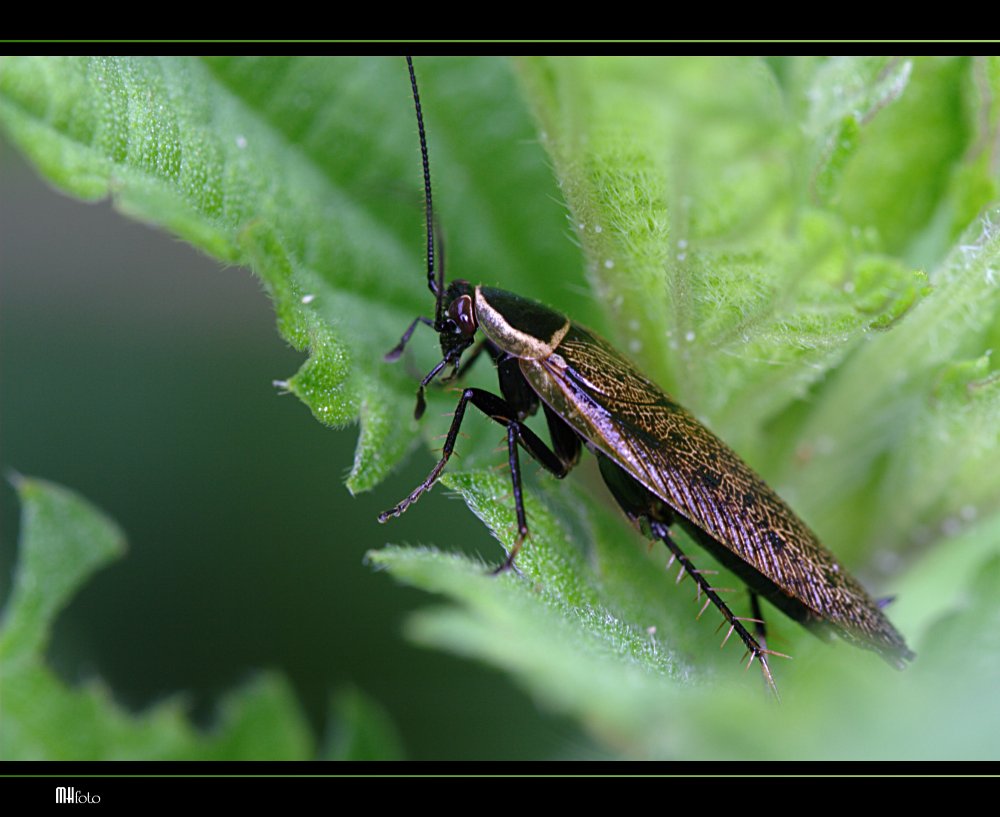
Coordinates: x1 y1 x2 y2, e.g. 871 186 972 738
520 323 911 666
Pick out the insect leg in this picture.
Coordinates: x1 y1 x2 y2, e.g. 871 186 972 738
378 389 575 552
542 403 582 472
495 397 582 571
595 452 781 695
649 520 779 698
495 356 581 473
384 316 435 362
750 591 768 646
498 422 529 572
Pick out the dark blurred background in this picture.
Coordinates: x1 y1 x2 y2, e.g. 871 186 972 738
0 137 590 759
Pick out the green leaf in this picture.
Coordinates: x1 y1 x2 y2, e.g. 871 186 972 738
517 57 935 444
0 477 313 760
802 57 914 204
0 475 126 666
374 478 1000 759
322 687 406 761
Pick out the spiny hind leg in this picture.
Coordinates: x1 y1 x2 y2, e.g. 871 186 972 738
649 520 780 699
593 449 785 695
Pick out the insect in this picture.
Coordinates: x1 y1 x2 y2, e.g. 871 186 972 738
379 57 915 692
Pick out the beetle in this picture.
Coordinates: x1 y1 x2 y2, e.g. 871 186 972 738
379 57 915 692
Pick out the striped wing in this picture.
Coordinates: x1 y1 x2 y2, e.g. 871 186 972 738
520 323 912 666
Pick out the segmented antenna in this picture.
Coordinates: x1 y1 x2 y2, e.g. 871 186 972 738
406 56 443 320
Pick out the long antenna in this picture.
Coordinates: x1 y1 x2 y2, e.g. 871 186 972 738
406 56 443 321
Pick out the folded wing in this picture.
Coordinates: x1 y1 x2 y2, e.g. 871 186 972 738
520 324 913 667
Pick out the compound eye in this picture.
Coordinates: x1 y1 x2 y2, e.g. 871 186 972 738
448 294 477 337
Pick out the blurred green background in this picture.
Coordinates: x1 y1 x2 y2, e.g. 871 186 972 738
0 138 590 759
